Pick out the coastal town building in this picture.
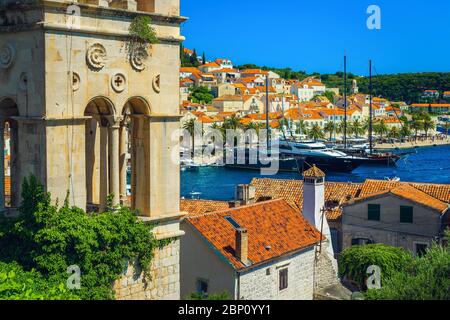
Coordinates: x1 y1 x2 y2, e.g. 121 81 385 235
180 170 345 300
421 89 440 100
0 0 185 300
212 95 264 113
342 180 450 255
180 199 323 300
410 103 450 114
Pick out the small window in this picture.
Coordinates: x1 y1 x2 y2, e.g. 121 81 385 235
414 243 428 257
279 268 288 291
368 204 380 221
196 279 208 294
400 206 413 223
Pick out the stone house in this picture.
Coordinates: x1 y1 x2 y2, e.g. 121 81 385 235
249 177 450 256
342 183 450 256
180 198 325 300
211 83 236 98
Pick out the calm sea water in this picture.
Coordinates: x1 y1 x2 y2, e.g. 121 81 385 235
181 145 450 201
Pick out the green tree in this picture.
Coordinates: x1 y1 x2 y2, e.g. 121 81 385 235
0 176 171 300
410 119 424 141
189 86 214 104
365 243 450 300
373 119 389 140
0 262 79 300
443 122 450 136
307 123 325 141
183 118 203 151
324 121 336 141
338 244 413 290
400 123 412 138
223 115 243 130
350 119 366 138
388 126 401 139
422 118 435 138
295 119 309 135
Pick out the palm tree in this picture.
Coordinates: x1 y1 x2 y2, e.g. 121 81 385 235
307 123 325 141
223 115 242 130
245 121 264 134
337 119 347 136
422 118 435 139
295 119 308 135
388 126 400 139
373 119 389 141
443 122 450 137
350 119 365 138
400 123 412 139
183 118 203 151
410 119 424 141
324 121 335 141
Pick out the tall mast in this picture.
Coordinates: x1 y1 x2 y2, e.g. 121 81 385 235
266 73 270 148
369 60 373 154
344 55 348 149
297 92 301 139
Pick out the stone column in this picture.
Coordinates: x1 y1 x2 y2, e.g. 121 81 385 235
99 125 109 209
9 121 19 208
119 124 127 204
109 123 120 206
0 120 4 210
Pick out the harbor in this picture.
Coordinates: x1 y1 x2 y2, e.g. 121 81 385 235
181 144 450 200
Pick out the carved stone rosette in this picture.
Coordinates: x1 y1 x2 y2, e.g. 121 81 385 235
0 43 15 69
130 47 147 71
86 43 107 71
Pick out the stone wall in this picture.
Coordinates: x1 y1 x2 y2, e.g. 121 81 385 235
238 247 315 300
342 194 442 253
314 243 340 292
114 238 181 300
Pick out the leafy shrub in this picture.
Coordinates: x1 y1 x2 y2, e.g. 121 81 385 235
0 262 78 300
338 244 413 289
0 176 165 300
365 245 450 300
129 16 158 45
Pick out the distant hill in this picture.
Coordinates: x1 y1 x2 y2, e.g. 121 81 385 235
213 61 450 104
321 72 450 104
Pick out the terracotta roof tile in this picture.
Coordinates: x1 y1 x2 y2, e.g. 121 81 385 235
181 199 231 215
186 199 322 270
250 178 361 221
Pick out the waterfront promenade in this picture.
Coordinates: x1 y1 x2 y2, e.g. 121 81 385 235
375 136 450 150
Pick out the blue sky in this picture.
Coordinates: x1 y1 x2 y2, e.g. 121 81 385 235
180 0 450 75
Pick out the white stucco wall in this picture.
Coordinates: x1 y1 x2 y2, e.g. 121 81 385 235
180 222 236 299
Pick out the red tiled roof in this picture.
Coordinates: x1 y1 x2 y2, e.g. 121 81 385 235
250 178 361 221
181 199 231 215
186 199 322 270
352 183 449 213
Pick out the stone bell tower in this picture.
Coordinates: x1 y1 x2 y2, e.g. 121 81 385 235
0 0 186 299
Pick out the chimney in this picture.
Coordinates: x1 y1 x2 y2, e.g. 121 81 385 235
235 228 248 264
235 184 256 205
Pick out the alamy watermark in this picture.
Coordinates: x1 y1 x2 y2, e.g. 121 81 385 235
67 265 81 290
367 5 382 30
